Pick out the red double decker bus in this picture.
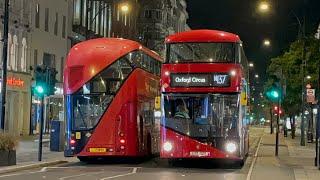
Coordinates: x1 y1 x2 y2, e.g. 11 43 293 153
160 30 249 165
64 38 162 161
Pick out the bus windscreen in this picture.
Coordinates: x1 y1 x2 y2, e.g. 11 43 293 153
163 94 240 139
167 43 236 63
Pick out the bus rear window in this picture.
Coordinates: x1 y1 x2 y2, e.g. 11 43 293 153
167 43 235 63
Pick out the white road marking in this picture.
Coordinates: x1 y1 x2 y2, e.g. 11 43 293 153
59 171 105 180
0 169 44 178
246 136 263 180
100 167 138 180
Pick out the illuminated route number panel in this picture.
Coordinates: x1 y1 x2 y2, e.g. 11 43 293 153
64 38 163 161
160 30 250 166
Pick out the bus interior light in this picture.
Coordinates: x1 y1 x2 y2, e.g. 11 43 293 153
225 142 237 153
163 142 173 152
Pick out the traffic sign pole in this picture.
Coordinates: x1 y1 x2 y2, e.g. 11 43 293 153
275 97 280 156
38 96 44 161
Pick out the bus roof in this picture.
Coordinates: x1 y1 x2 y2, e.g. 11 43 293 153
165 30 241 43
64 38 162 94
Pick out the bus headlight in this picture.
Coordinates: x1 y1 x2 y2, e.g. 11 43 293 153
163 142 173 152
225 142 237 153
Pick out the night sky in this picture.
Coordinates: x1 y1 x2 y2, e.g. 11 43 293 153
186 0 320 83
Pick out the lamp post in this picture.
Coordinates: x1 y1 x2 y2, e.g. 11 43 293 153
0 0 10 131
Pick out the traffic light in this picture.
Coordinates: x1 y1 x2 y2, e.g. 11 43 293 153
34 65 47 97
265 86 282 102
273 105 283 115
34 65 57 97
47 68 58 96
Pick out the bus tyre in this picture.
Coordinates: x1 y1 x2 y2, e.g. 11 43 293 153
78 156 90 163
236 159 245 167
168 159 176 166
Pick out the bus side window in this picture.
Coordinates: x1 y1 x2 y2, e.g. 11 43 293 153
150 59 155 74
156 61 160 76
130 51 142 68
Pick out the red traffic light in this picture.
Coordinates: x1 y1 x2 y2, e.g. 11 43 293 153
273 106 283 115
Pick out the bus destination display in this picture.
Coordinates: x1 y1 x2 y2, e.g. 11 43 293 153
170 73 230 87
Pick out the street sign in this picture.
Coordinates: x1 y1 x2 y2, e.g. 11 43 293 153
306 89 315 103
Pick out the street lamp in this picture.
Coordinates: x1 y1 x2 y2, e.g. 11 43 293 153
258 1 270 13
120 4 129 13
263 39 271 47
249 63 254 67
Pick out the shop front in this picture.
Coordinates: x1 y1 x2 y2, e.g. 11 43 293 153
1 71 32 136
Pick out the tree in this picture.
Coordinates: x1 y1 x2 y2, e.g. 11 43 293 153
264 37 320 138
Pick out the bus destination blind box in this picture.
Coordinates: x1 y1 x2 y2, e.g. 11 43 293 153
170 73 230 87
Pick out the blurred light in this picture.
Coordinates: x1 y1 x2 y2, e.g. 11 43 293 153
255 74 259 78
230 70 237 76
70 139 76 145
306 75 311 79
164 71 170 76
263 39 271 46
225 142 237 153
120 139 125 144
154 111 161 118
120 4 129 13
163 142 173 152
259 1 270 13
249 63 254 67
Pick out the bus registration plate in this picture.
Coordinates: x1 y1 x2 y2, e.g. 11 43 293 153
89 148 107 153
190 151 210 157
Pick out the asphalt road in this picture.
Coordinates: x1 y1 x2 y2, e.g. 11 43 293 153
0 128 264 180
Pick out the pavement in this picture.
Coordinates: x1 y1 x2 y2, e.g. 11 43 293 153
250 128 320 180
14 135 72 164
0 127 319 180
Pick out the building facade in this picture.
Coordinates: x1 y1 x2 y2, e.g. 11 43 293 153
70 0 189 54
29 0 70 134
0 0 70 135
0 0 32 135
137 0 189 54
70 0 140 44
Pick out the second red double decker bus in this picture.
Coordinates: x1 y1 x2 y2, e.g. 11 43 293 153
160 30 250 165
64 38 162 161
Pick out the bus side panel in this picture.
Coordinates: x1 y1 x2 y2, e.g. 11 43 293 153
77 71 139 157
135 69 161 156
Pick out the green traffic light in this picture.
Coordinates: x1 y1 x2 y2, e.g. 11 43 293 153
271 90 279 98
35 85 44 94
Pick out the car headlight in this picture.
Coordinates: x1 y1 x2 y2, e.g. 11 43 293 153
163 142 173 152
225 142 237 153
